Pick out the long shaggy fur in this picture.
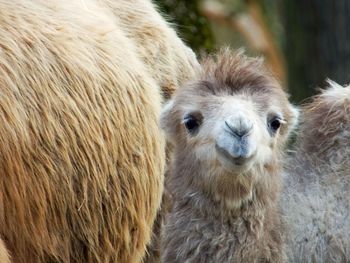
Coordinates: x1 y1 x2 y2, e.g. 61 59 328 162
160 50 297 262
99 0 198 99
0 0 196 262
282 81 350 262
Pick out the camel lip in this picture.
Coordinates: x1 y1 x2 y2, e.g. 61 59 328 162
215 144 253 166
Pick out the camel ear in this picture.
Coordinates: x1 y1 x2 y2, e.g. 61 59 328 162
160 100 177 142
287 104 299 135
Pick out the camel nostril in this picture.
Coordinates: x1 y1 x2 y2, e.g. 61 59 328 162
224 121 252 138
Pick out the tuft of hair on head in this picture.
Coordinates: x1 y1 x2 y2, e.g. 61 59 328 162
199 47 282 95
298 79 350 155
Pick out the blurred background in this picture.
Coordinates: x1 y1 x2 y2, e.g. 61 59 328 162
154 0 350 103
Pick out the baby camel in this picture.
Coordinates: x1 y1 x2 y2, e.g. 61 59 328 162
160 49 298 262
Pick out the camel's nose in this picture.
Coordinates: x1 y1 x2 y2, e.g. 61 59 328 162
224 114 253 139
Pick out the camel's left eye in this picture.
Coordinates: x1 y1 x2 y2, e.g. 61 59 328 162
268 116 283 135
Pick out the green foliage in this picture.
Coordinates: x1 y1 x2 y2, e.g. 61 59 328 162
153 0 214 53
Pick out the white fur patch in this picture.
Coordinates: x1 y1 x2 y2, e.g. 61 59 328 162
323 79 350 102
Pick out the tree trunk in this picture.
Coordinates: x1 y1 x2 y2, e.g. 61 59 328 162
283 0 350 102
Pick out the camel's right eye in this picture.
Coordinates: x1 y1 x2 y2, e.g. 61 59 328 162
183 113 201 133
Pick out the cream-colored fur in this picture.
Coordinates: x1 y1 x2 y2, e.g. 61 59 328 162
0 238 11 263
100 0 198 98
0 0 196 262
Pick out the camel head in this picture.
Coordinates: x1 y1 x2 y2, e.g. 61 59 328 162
160 49 298 204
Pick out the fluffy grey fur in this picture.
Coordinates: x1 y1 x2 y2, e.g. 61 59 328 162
281 81 350 262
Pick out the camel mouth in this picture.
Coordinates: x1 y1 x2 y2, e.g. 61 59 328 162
215 143 254 167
